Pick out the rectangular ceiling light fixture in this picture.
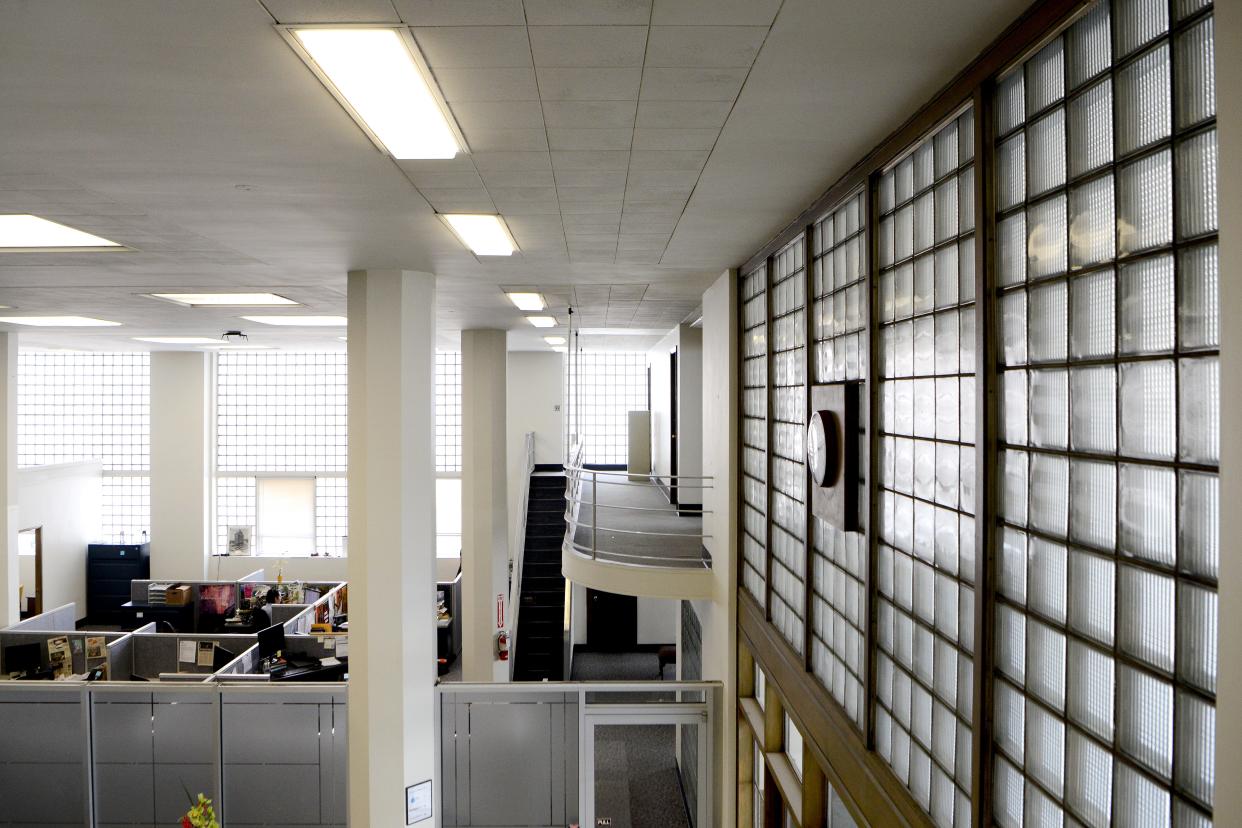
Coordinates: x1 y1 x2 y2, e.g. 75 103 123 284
506 291 545 311
527 316 556 328
147 292 299 307
441 214 517 256
284 26 465 160
241 315 347 326
0 215 122 251
544 335 566 345
133 336 221 345
0 316 122 327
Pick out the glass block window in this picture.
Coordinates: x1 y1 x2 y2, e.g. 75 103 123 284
741 263 769 606
564 351 649 466
215 352 348 556
874 105 978 827
17 351 151 542
991 1 1216 824
769 237 807 654
810 192 869 730
436 351 462 473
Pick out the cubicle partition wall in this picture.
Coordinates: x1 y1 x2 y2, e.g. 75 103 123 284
5 601 78 632
0 628 128 676
0 682 347 828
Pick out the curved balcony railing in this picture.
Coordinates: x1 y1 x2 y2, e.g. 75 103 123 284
562 443 713 570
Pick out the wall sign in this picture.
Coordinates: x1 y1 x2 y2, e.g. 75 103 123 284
808 382 861 532
406 780 432 824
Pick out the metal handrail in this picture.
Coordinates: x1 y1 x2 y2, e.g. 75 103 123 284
561 445 713 569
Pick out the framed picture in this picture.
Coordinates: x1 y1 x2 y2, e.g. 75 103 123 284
227 525 253 556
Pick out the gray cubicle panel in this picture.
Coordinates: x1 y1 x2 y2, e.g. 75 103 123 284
91 685 221 827
131 634 260 679
0 683 90 827
3 602 78 632
0 630 126 676
219 687 346 827
439 689 579 828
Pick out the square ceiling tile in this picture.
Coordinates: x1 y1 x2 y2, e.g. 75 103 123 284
471 151 553 172
550 150 631 172
628 149 709 171
561 213 621 231
393 0 526 25
488 186 559 204
536 68 642 101
614 250 663 264
478 168 556 188
557 184 626 201
645 26 768 67
411 26 532 68
529 26 647 67
621 213 682 233
447 100 546 132
639 67 748 101
435 67 539 101
404 170 485 188
554 169 628 188
547 128 633 151
625 168 701 187
624 195 689 214
263 0 401 23
396 156 479 174
560 201 626 216
418 188 497 211
541 101 636 131
651 0 780 25
461 127 549 152
635 99 732 129
608 284 648 300
632 127 719 151
616 234 671 251
624 182 695 203
524 0 651 25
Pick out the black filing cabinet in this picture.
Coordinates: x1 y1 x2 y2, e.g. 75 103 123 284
87 543 149 623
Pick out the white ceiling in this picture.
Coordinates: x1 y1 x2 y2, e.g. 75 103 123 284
0 0 1028 352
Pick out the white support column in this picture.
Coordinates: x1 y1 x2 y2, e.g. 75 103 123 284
347 269 437 826
149 351 211 581
461 329 509 682
0 334 17 626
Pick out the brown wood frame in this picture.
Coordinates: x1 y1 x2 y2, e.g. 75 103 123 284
731 0 1102 826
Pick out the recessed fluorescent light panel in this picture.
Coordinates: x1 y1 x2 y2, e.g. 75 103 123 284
133 337 221 345
285 27 464 160
544 336 565 345
241 315 347 326
441 214 517 256
527 316 556 328
202 344 274 351
147 292 299 308
507 292 545 311
0 215 122 251
0 316 122 327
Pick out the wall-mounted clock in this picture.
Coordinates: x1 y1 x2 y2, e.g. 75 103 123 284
809 382 861 532
807 409 839 488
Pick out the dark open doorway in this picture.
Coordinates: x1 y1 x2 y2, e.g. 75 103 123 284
669 348 679 507
586 588 637 652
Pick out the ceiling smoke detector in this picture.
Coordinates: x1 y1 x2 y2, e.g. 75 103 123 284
221 330 248 343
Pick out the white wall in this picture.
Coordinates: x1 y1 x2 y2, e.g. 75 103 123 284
506 351 563 552
17 461 102 618
570 583 678 645
149 352 210 581
647 324 704 505
1214 1 1240 817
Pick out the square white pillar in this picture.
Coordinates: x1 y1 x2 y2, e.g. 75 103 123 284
149 351 211 580
461 329 509 682
0 333 17 626
347 269 437 825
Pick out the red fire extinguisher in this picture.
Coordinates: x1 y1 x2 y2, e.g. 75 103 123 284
496 630 509 661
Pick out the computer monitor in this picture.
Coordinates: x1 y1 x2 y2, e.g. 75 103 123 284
257 623 286 661
213 646 237 671
4 642 41 675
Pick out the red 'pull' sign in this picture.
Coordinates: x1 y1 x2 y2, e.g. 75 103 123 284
496 594 504 629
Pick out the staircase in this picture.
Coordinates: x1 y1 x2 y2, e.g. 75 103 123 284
513 473 568 681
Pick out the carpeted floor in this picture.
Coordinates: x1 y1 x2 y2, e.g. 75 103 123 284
593 724 692 828
571 475 709 568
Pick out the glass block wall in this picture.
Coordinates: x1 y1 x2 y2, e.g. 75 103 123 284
991 1 1217 825
874 106 979 826
769 238 807 653
563 351 649 465
435 351 462 474
215 352 348 556
17 351 150 542
809 192 868 729
741 264 769 605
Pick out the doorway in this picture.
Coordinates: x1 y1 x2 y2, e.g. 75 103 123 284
18 526 42 618
582 707 710 828
586 588 637 652
669 348 679 507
